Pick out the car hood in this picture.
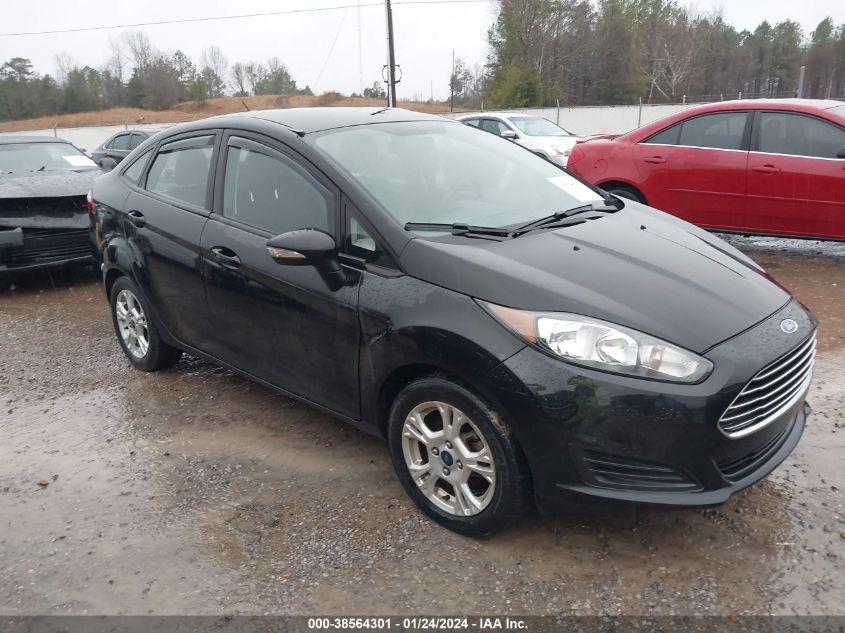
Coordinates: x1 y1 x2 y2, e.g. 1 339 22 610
400 202 791 353
0 170 100 199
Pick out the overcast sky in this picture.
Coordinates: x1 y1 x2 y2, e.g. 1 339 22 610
0 0 841 101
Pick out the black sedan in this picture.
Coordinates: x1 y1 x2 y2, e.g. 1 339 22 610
90 108 815 535
1 135 101 273
89 128 165 171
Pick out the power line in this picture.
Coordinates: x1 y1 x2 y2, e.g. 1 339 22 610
0 0 486 38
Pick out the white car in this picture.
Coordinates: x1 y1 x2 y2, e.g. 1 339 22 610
457 112 581 167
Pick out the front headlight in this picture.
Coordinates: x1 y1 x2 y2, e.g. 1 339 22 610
480 302 713 383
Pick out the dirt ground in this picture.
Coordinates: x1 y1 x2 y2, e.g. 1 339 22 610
0 235 843 616
0 94 458 133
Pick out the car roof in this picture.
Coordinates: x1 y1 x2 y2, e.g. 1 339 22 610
680 98 843 114
0 135 72 145
209 107 447 134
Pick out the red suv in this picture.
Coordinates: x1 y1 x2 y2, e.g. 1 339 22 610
567 99 845 240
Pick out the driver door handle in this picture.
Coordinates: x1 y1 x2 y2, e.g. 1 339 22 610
752 164 781 174
210 246 241 269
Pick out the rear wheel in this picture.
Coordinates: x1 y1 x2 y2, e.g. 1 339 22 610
388 377 532 536
604 184 645 204
110 277 182 371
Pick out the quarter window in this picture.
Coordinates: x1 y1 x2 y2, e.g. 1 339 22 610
129 133 145 150
145 135 214 208
222 142 334 236
462 118 481 128
677 112 748 150
643 124 681 146
757 112 845 159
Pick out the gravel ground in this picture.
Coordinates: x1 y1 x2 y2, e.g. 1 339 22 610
0 235 843 616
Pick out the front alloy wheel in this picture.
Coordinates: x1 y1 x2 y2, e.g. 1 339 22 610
388 377 532 536
402 401 496 517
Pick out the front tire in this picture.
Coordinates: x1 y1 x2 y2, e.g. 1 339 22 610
388 377 532 536
110 277 182 371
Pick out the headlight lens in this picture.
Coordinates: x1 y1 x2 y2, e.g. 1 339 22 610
481 302 713 383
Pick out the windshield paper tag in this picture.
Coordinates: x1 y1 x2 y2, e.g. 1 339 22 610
546 176 604 203
63 155 97 167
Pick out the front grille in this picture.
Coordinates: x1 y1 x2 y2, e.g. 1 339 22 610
717 420 793 482
4 228 91 267
718 333 815 438
582 450 701 492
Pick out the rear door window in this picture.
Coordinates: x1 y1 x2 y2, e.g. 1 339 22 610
145 135 215 208
677 112 749 150
122 148 152 184
756 112 845 159
222 139 335 236
643 123 681 145
129 133 145 150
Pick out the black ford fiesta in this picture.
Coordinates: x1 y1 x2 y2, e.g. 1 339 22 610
91 108 815 535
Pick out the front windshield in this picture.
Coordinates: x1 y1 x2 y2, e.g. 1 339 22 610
0 142 98 174
311 121 602 229
508 116 573 137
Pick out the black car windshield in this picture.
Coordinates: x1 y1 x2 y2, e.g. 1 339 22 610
311 121 603 230
0 142 98 174
507 116 573 137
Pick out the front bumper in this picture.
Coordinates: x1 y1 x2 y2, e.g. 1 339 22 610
0 226 93 273
479 299 815 512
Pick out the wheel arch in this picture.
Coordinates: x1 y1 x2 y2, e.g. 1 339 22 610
597 180 647 204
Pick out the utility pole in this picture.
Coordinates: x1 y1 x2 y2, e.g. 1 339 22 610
357 0 364 94
450 50 455 112
797 65 806 98
384 0 397 107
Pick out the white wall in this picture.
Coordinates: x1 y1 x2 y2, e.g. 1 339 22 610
441 103 701 136
6 102 701 149
4 123 173 153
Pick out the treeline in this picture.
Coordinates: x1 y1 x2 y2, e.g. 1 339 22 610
0 31 311 122
465 0 845 109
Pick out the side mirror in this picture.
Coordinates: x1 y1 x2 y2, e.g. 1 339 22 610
500 130 518 140
266 228 346 290
837 145 845 159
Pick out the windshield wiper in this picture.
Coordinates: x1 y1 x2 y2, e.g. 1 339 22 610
511 199 622 236
404 222 513 238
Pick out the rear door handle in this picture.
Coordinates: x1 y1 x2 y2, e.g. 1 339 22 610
127 210 146 227
643 156 666 164
211 246 241 269
752 164 781 174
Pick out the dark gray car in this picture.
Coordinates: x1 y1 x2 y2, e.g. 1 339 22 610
90 129 165 170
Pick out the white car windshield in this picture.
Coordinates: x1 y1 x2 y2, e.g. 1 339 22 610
311 120 603 230
0 142 98 174
508 117 573 137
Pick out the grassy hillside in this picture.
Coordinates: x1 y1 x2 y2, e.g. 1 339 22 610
0 93 459 132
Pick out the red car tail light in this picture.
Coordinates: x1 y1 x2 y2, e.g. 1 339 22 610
86 190 94 214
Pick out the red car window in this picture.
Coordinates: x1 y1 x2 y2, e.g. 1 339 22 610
757 112 845 159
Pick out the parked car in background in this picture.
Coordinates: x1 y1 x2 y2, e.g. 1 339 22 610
92 108 814 536
90 128 165 171
567 99 845 241
0 135 100 273
458 112 581 166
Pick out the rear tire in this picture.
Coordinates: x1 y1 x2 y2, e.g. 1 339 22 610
110 276 182 372
388 377 532 536
604 184 645 204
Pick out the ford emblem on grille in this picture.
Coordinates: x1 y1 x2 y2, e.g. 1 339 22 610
780 319 799 334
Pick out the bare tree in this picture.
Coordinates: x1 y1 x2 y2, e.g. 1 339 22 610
231 62 249 96
122 30 155 75
200 46 229 97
